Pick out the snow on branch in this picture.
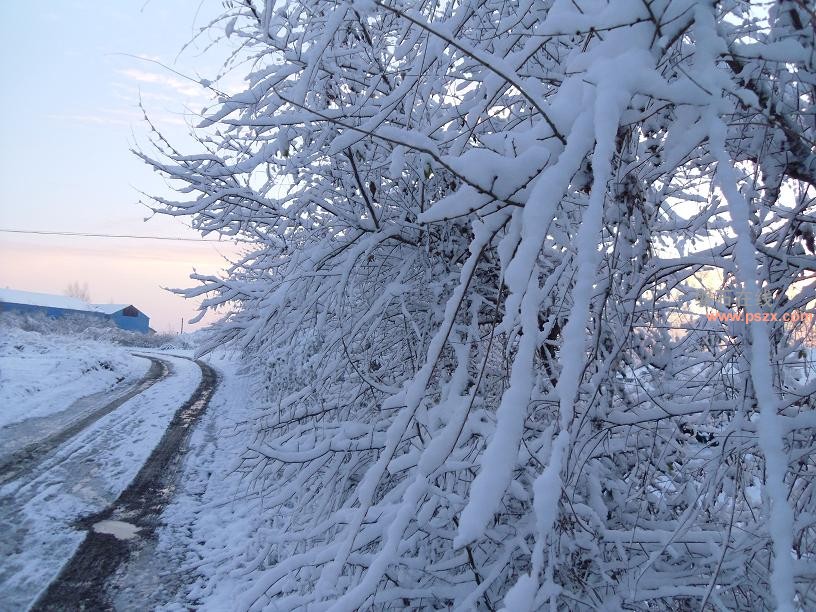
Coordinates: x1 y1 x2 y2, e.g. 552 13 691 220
140 0 816 608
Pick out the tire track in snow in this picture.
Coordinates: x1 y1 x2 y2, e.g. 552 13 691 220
30 357 218 612
0 355 170 486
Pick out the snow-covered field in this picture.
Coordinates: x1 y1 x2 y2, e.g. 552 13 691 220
0 324 149 429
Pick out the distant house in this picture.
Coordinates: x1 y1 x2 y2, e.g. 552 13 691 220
92 303 151 333
0 289 151 334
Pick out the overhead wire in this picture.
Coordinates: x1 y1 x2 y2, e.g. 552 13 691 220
0 228 232 243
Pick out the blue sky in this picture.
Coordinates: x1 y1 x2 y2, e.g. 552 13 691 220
0 0 243 331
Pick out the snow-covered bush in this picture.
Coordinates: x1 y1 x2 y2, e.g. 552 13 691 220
142 0 815 609
0 312 193 349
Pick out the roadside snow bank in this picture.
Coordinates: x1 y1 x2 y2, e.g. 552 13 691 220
0 324 149 429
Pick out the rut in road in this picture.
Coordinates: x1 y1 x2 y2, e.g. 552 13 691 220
0 355 170 486
31 357 218 612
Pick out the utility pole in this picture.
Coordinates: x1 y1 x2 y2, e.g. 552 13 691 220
180 317 184 335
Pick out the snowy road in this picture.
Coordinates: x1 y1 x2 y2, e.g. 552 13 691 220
0 353 214 611
0 355 168 486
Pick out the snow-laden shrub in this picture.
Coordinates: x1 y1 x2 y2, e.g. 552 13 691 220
142 0 815 609
0 312 194 349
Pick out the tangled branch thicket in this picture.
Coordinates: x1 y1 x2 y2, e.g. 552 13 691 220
141 0 816 609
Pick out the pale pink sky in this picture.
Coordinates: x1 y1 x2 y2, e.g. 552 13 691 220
0 236 243 333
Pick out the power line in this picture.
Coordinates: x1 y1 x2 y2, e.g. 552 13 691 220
0 228 231 243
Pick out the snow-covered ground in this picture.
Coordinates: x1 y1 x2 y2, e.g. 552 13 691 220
107 351 261 610
0 324 149 429
0 352 202 610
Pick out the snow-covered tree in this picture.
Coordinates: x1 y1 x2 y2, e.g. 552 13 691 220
64 281 91 303
141 0 815 609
